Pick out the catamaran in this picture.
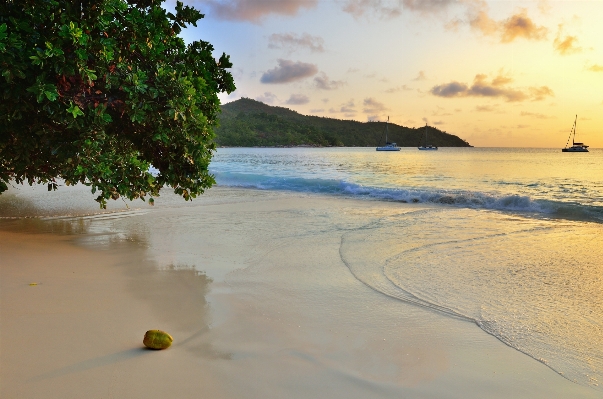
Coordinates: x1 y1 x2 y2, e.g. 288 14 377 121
376 116 400 151
562 115 589 152
418 124 438 150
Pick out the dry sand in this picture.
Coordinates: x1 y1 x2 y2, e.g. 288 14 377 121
0 186 599 398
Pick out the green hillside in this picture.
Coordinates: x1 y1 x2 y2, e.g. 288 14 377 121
214 98 472 148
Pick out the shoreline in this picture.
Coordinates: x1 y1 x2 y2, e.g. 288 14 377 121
1 187 600 398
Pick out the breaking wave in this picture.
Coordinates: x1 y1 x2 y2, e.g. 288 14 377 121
213 172 603 223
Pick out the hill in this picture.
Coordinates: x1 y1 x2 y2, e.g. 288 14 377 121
214 98 472 148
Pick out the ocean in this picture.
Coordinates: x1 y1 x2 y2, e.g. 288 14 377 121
211 147 603 389
211 147 603 222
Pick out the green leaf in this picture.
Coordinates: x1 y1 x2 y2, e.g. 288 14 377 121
44 90 58 101
66 102 84 118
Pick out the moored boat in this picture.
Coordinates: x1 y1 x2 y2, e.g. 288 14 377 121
418 124 438 150
376 116 401 151
562 115 589 152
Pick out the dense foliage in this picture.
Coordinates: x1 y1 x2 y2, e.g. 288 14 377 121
0 0 235 207
215 98 472 148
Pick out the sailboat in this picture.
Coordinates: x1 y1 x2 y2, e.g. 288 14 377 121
562 115 589 152
418 124 438 150
376 116 400 151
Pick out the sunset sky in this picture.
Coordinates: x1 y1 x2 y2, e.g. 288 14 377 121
173 0 602 147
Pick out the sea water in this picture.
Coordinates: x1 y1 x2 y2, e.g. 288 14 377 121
211 147 603 389
211 147 603 221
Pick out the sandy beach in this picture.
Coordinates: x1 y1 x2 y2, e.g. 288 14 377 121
1 185 600 398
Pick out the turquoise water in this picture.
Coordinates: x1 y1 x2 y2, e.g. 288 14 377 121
211 147 603 223
212 147 603 390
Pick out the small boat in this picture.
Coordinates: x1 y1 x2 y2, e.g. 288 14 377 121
562 115 589 152
376 116 400 151
418 124 438 150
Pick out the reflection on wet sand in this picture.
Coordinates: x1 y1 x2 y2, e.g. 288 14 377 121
125 263 230 360
0 181 151 218
0 196 231 398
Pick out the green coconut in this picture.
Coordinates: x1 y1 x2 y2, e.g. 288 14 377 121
143 330 173 350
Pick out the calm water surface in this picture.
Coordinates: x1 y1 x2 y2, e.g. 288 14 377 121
211 147 603 222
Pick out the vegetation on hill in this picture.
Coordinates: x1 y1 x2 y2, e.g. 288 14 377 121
215 98 472 148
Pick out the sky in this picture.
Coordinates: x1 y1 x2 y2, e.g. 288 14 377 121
169 0 603 147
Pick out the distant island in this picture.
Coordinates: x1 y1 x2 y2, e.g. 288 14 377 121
214 98 472 148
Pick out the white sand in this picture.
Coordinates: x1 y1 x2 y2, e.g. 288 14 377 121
0 186 599 398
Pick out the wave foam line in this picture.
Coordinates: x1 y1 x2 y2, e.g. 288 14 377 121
214 172 603 223
38 209 148 221
339 232 473 322
339 224 582 387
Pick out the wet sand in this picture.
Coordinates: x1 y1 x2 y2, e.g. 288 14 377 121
0 186 599 398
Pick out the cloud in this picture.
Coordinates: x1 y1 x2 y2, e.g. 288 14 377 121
268 33 325 53
314 73 346 90
385 85 413 93
475 104 505 113
199 0 317 22
554 25 582 55
587 64 603 72
537 0 551 15
363 97 388 114
340 0 546 45
500 9 547 43
431 81 469 98
520 111 551 119
329 99 357 116
491 74 513 86
255 92 278 104
475 105 495 112
466 8 498 36
221 90 242 103
528 86 554 101
285 94 310 105
430 73 554 102
343 0 457 19
463 5 547 43
413 70 427 81
468 74 526 101
403 0 455 13
340 99 356 113
260 59 318 84
431 106 452 117
342 0 403 19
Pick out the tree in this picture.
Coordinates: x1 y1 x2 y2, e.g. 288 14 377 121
0 0 235 207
